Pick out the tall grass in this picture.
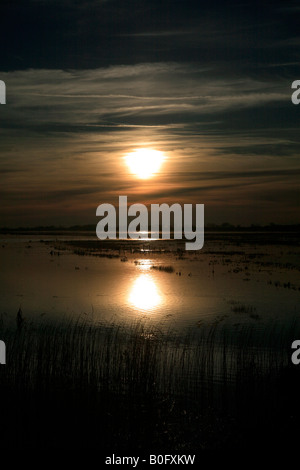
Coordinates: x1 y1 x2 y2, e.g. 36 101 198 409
0 318 299 450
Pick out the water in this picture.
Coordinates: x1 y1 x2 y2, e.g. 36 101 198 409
0 233 300 334
1 232 300 450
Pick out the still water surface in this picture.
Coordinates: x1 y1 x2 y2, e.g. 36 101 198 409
0 234 299 333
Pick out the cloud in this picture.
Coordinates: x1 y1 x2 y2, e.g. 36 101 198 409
0 64 290 134
0 1 299 226
1 0 298 74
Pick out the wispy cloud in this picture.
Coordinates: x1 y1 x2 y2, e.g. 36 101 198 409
0 64 290 132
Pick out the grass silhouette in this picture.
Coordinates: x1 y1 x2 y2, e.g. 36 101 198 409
0 318 300 450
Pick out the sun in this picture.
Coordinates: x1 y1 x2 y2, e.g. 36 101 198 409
125 148 165 179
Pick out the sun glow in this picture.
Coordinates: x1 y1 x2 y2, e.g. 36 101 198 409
125 148 165 179
128 275 161 311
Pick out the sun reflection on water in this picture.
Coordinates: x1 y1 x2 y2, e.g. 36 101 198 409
134 259 153 271
128 274 161 312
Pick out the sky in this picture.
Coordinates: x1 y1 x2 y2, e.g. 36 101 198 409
0 0 299 227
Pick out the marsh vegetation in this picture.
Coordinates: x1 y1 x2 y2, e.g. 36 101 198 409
1 318 300 450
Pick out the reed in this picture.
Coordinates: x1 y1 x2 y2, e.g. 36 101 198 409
0 318 299 450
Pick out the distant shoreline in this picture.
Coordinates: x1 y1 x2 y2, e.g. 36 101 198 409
0 223 299 236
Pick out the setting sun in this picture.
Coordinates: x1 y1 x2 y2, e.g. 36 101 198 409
125 148 165 179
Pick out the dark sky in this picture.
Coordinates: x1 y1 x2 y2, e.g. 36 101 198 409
0 0 299 226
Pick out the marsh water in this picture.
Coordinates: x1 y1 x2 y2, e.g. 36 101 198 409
1 232 299 336
1 230 300 434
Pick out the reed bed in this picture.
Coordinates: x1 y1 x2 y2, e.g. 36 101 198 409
0 318 299 450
